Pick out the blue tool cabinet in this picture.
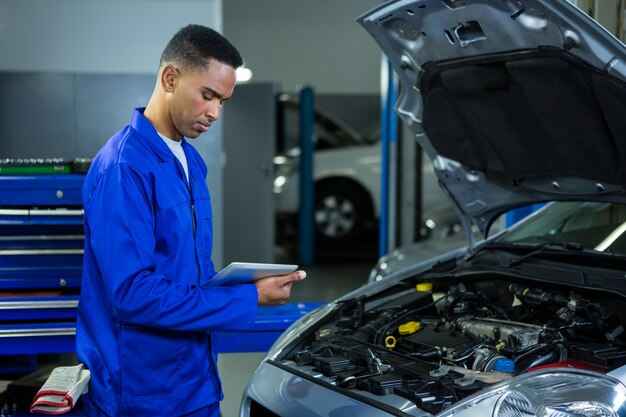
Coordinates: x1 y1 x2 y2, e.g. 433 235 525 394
0 173 322 356
0 174 84 363
0 171 323 417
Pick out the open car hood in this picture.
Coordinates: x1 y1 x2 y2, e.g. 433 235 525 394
358 0 626 242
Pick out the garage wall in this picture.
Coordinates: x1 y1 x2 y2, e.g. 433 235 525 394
1 0 384 94
0 0 228 267
569 0 626 41
0 0 387 267
223 0 383 94
0 0 222 73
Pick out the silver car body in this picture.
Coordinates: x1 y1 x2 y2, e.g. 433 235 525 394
274 143 382 218
242 1 626 416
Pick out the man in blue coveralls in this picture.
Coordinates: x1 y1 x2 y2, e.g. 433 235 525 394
76 25 306 417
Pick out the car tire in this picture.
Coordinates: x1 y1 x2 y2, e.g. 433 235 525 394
314 179 373 243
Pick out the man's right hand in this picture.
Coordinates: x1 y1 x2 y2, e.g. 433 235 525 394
255 270 306 306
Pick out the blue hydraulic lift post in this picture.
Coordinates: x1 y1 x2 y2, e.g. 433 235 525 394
387 65 399 256
298 86 315 266
505 204 545 227
379 58 398 258
379 59 390 257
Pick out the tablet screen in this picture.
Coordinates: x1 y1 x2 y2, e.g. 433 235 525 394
204 262 298 287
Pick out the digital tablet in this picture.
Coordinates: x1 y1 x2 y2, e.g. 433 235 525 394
204 262 298 287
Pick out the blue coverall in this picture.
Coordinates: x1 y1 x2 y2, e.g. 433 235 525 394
76 108 258 417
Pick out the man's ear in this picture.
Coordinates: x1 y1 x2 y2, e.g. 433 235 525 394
160 65 179 93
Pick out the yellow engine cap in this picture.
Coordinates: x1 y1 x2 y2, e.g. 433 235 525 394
398 321 421 335
416 283 433 292
385 336 397 348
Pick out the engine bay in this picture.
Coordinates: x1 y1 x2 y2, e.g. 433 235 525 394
275 273 626 415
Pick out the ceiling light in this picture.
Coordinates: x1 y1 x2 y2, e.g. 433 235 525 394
236 67 253 82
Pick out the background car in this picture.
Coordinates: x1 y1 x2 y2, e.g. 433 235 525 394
368 212 507 283
273 97 381 244
274 96 458 247
368 220 466 282
241 0 626 416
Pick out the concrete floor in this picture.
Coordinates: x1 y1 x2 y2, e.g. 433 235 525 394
217 257 375 417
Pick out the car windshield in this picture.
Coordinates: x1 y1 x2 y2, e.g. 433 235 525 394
279 99 365 151
496 202 626 255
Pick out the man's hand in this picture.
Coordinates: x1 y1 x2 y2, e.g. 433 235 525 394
255 270 306 306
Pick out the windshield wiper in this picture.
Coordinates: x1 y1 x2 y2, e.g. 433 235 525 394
503 241 587 267
464 240 534 263
466 239 626 266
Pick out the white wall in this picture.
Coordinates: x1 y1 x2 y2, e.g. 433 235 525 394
0 0 383 93
223 0 383 94
594 0 621 40
0 0 222 73
569 0 626 41
0 0 227 267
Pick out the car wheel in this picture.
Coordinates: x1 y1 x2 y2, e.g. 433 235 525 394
314 180 373 242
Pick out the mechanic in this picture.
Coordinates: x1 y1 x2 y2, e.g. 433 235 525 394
76 24 306 417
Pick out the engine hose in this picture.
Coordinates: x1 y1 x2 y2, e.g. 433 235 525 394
451 344 490 363
513 343 549 366
477 293 509 319
550 322 596 340
556 341 569 361
513 339 569 375
444 294 474 320
516 351 558 374
412 347 441 361
353 310 396 342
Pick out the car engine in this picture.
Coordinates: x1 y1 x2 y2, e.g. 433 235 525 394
275 275 626 415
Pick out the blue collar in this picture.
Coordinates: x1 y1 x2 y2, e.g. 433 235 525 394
130 108 179 162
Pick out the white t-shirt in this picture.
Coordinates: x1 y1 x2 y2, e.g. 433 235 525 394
158 132 189 184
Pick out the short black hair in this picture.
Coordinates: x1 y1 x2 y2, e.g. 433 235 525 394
160 24 243 71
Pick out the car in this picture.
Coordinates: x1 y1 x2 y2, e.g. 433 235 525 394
368 220 467 283
368 160 473 283
273 97 382 243
241 1 626 416
368 207 508 284
274 104 455 245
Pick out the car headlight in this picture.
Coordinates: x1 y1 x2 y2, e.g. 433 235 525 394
272 162 297 194
273 175 287 193
436 368 626 417
265 302 337 361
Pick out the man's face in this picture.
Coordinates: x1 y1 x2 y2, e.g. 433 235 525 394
169 59 237 140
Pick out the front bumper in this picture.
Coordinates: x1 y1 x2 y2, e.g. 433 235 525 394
240 359 430 417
